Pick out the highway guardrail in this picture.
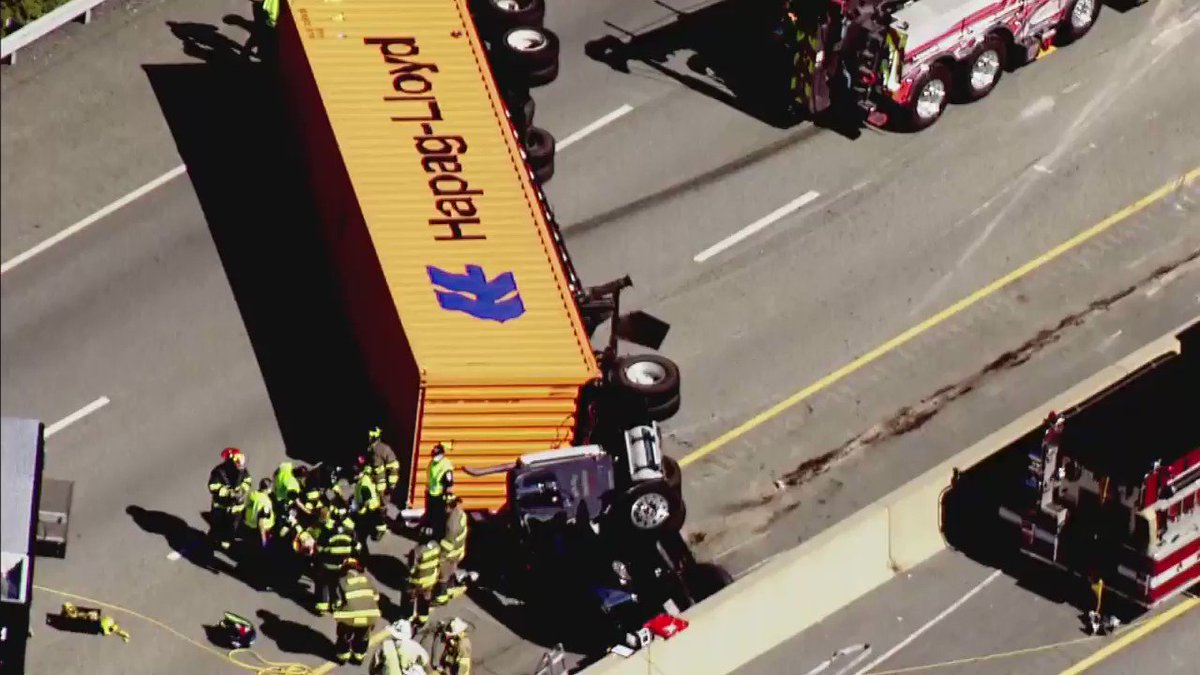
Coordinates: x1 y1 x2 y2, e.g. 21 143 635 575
1 0 109 65
583 319 1193 675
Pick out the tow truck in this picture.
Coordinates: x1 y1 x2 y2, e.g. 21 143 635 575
785 0 1149 130
997 339 1199 609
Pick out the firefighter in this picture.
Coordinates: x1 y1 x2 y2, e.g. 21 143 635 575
425 442 455 541
314 506 359 614
371 619 431 675
435 617 472 675
332 559 382 666
272 461 303 538
406 540 440 629
208 447 252 551
364 426 402 503
239 477 277 590
434 494 468 606
353 466 388 544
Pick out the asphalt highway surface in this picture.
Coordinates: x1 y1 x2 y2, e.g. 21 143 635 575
3 0 1198 673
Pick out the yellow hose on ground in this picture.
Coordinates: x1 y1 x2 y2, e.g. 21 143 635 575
34 585 319 674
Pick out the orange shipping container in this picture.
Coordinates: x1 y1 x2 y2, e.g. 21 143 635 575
278 0 600 511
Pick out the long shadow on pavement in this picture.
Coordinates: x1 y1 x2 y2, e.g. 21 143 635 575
127 505 313 610
144 23 384 468
256 609 335 661
585 0 794 129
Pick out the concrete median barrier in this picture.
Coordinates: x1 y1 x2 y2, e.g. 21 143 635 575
583 324 1189 675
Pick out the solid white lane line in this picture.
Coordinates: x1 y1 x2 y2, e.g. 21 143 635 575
1 164 187 275
852 569 1002 675
557 104 635 150
694 190 821 263
44 396 111 438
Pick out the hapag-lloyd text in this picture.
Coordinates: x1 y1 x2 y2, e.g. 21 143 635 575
365 35 486 242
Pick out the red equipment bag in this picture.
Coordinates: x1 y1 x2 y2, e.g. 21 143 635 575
644 613 689 639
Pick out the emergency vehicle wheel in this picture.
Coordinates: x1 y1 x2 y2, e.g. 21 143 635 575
1059 0 1101 44
960 35 1005 102
476 0 546 33
645 393 681 423
498 26 561 88
621 480 685 536
612 354 682 416
523 126 555 183
907 63 952 131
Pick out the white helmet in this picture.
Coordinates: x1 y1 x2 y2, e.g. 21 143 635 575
389 619 414 641
445 617 469 637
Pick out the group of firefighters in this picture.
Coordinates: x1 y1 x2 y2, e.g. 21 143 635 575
205 429 471 673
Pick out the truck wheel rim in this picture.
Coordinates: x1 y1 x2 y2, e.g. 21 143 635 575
496 0 523 11
507 28 547 53
631 492 671 529
625 360 667 387
916 80 946 120
970 50 1000 91
1071 0 1095 29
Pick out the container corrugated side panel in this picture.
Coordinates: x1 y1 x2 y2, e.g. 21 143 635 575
404 383 582 512
278 6 423 465
286 0 598 386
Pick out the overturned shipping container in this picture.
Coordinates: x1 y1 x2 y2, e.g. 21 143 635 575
277 0 599 511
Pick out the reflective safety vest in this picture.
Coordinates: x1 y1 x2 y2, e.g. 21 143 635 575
440 505 467 563
354 474 381 512
408 543 440 590
318 525 356 571
333 571 381 627
263 0 280 28
243 489 275 531
427 457 453 498
274 462 301 505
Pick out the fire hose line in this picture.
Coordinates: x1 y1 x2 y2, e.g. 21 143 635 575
33 585 316 675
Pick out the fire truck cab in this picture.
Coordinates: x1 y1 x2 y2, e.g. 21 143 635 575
789 0 1145 130
997 349 1200 609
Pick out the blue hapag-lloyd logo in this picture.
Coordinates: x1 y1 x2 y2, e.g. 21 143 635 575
427 265 526 322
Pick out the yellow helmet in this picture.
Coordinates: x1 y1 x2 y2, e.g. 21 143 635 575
368 427 382 442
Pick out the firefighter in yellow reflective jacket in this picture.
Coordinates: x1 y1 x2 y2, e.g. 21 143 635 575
240 478 277 590
353 469 388 543
365 426 402 501
434 494 468 606
242 0 279 61
208 447 252 551
333 559 381 666
406 540 440 629
272 461 303 538
425 442 455 541
436 617 472 675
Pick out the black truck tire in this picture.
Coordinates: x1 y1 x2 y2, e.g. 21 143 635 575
645 392 681 423
475 0 546 34
497 26 560 88
907 62 952 131
1058 0 1101 44
620 479 686 536
612 354 681 404
959 34 1005 102
523 126 555 183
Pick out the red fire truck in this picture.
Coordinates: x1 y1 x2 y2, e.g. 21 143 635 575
997 344 1199 608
